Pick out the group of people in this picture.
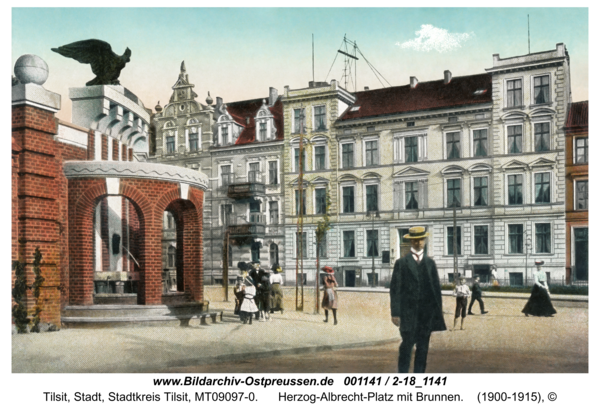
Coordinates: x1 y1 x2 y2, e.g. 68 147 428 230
390 226 558 373
233 261 284 325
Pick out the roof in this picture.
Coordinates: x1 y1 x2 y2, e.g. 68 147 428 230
339 73 492 121
222 97 283 146
565 101 588 130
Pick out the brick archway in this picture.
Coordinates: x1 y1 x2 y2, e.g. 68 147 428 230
67 176 204 306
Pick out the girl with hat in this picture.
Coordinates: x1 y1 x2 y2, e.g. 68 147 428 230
233 261 248 316
237 262 259 324
522 261 557 317
270 264 284 314
321 266 339 325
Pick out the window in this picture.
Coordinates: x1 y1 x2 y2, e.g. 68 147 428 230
366 184 378 212
314 146 326 170
447 178 461 207
367 230 379 257
294 148 306 172
473 129 488 157
535 223 551 253
507 125 522 154
446 132 460 159
576 180 588 210
168 245 176 268
259 122 267 140
342 186 355 213
221 126 229 145
509 272 524 286
343 231 355 257
317 233 327 258
269 201 279 224
508 224 523 254
534 123 550 152
295 190 306 216
315 188 327 215
166 136 175 154
474 225 488 255
268 161 278 185
447 226 462 255
507 79 522 107
251 242 261 262
575 137 588 163
365 140 379 166
248 162 260 183
221 165 233 186
342 143 354 168
405 182 418 210
270 243 279 264
508 175 523 205
534 172 551 204
249 200 261 222
296 232 307 258
534 75 550 104
314 105 326 131
405 136 418 163
221 204 233 226
473 177 488 207
294 108 305 134
189 132 199 151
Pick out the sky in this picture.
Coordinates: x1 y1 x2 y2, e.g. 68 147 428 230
10 7 590 123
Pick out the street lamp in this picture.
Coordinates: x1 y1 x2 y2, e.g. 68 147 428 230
367 210 380 287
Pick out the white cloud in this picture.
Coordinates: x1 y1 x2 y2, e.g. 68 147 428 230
397 24 474 53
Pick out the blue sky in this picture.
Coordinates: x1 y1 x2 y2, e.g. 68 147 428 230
11 7 589 122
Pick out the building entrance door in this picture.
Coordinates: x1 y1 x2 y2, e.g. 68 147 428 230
345 270 356 287
574 227 588 281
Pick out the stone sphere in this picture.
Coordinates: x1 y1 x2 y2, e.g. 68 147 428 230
14 54 49 85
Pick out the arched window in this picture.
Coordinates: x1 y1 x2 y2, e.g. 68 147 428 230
270 243 279 265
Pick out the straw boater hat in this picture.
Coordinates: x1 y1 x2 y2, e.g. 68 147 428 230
322 266 334 274
403 226 429 240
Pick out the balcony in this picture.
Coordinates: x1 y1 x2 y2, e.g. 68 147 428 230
224 213 266 245
227 171 266 200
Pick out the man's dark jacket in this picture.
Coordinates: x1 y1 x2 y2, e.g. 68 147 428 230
390 254 446 333
471 282 482 298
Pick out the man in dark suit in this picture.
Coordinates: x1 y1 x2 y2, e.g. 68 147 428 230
468 276 488 315
390 226 446 373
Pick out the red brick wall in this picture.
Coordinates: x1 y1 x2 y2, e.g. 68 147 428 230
128 148 133 161
12 105 61 325
112 138 119 161
121 144 127 161
55 140 87 309
101 135 108 160
100 198 109 271
87 130 95 160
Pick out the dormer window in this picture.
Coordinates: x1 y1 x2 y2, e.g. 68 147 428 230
221 125 229 145
473 89 487 95
259 122 267 140
350 106 360 112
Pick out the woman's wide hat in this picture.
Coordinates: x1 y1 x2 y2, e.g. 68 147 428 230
535 260 545 266
322 266 334 274
271 264 283 273
403 226 430 239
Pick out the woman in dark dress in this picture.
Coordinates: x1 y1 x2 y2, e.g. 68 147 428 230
522 260 557 317
321 266 339 325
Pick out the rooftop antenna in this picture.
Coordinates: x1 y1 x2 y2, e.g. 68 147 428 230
528 14 531 54
338 34 358 91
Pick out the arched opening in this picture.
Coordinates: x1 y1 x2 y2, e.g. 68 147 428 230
270 243 279 265
92 195 143 304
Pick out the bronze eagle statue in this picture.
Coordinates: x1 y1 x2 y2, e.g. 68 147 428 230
52 39 131 86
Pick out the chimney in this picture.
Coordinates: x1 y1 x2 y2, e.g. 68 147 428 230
216 97 223 108
269 87 278 106
284 85 289 97
410 76 418 88
246 117 250 125
444 70 452 84
364 86 369 91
